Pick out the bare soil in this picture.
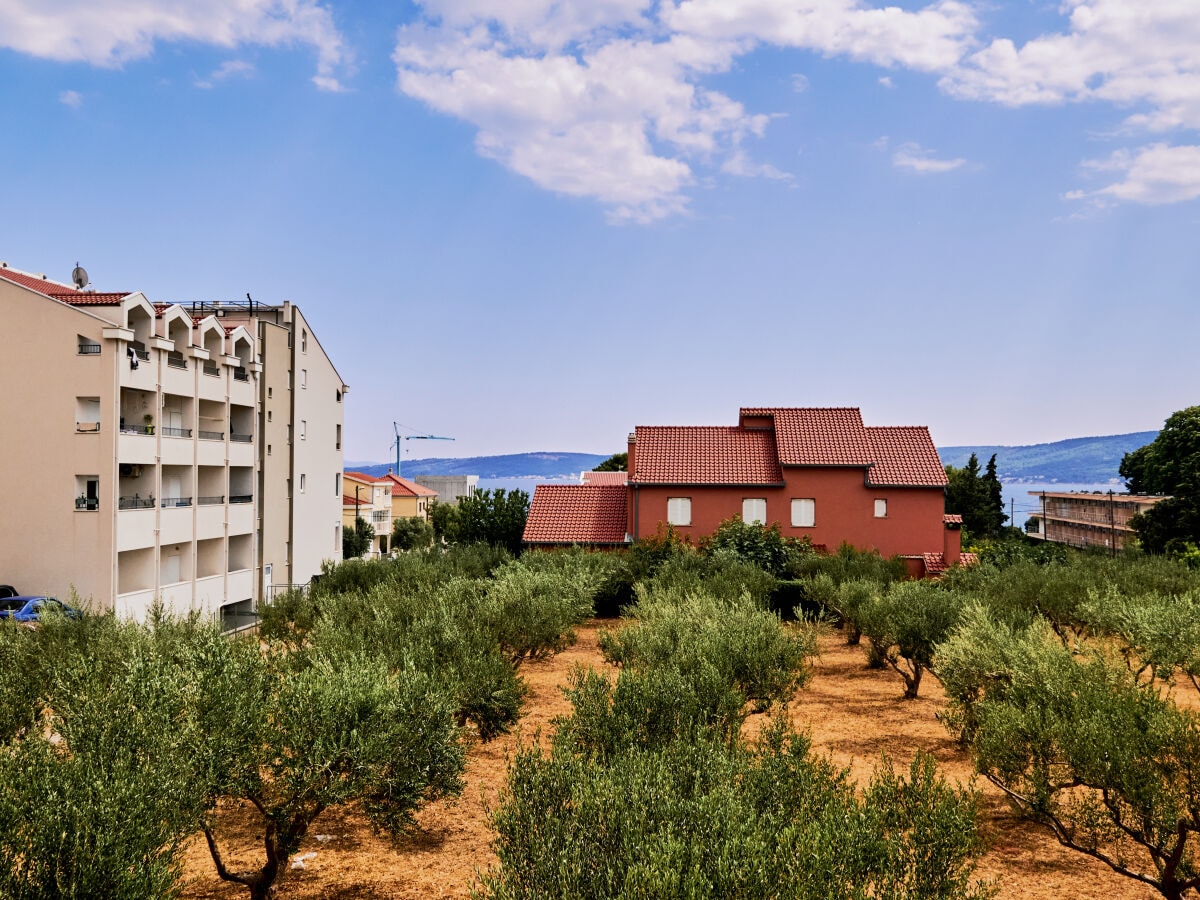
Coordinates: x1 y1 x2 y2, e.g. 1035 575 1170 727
180 622 1160 899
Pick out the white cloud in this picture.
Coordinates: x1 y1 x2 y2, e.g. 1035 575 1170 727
59 89 82 108
394 0 977 221
0 0 348 90
892 142 966 173
195 59 255 89
1068 143 1200 206
878 75 893 89
791 73 810 93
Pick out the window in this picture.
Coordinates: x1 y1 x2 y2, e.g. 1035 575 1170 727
300 474 306 494
874 498 887 518
300 369 307 389
336 423 341 450
268 387 273 399
267 410 272 422
336 389 342 403
301 329 307 352
742 498 767 525
335 473 342 496
267 444 272 456
286 425 291 444
300 420 306 441
791 498 815 528
667 497 691 526
335 525 340 553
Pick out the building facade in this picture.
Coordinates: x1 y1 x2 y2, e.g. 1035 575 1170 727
1027 490 1167 552
0 263 345 622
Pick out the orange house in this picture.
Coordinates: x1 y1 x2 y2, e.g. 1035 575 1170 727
526 406 963 574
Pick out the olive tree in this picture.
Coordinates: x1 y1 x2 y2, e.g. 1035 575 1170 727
857 579 964 699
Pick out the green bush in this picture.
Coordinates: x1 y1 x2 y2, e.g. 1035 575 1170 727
392 515 435 551
858 580 965 699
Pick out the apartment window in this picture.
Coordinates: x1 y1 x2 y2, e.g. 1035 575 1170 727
75 397 101 433
742 498 767 525
336 423 341 450
286 425 291 444
300 420 306 441
268 387 273 399
267 410 272 422
267 444 272 456
335 525 341 554
791 498 816 528
301 329 308 352
335 473 342 496
300 474 306 494
75 475 99 511
667 497 691 526
77 334 101 355
300 369 307 389
336 389 342 403
874 499 888 518
286 478 291 499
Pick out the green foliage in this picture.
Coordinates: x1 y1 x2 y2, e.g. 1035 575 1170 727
428 498 460 543
858 580 965 699
938 615 1200 900
477 720 990 900
593 452 627 471
1080 586 1200 692
945 452 1007 541
342 515 375 559
647 551 780 608
482 557 600 665
700 515 811 577
456 488 531 555
1122 406 1200 555
392 515 435 551
592 524 694 617
789 542 907 586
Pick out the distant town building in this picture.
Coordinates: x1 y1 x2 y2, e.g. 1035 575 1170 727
377 471 438 521
414 474 478 505
343 471 396 556
0 262 346 625
1027 490 1167 552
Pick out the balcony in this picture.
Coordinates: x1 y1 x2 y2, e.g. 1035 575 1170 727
198 495 225 506
160 496 193 508
233 367 249 382
230 431 252 443
118 495 155 510
162 426 193 438
229 494 253 504
77 341 101 355
75 421 101 433
199 430 225 441
75 497 99 511
166 351 187 369
203 362 220 377
120 423 155 435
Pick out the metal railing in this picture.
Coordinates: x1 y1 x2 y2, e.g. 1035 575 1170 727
162 426 192 438
160 496 193 508
133 348 150 361
198 495 225 506
75 498 99 510
166 352 186 369
75 422 100 433
233 367 249 382
77 342 101 355
229 494 253 504
203 362 220 376
199 430 224 441
230 432 252 443
118 496 155 510
120 424 154 435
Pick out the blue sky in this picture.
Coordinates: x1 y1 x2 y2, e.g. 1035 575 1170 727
3 0 1198 463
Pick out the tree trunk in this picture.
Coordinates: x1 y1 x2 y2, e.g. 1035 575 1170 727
903 663 923 700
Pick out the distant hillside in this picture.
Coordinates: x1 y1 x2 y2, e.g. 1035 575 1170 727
347 452 608 481
938 432 1157 484
346 433 1159 487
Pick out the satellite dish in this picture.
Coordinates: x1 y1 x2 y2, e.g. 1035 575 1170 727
71 262 88 290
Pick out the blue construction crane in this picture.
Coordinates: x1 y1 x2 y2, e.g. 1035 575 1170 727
392 422 454 477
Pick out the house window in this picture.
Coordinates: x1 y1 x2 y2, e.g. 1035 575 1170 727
300 474 306 494
268 387 273 399
667 497 691 526
791 498 815 528
301 329 307 353
336 423 341 450
335 473 341 496
874 499 887 518
300 369 307 389
267 410 272 422
742 498 767 525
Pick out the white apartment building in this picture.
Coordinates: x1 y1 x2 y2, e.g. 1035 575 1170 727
0 262 346 626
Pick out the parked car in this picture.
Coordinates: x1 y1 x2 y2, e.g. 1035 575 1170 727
0 596 82 623
0 585 18 599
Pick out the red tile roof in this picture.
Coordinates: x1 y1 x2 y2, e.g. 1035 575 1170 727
0 266 129 304
629 426 783 485
581 470 628 486
378 473 439 498
865 426 948 487
523 484 629 545
922 551 979 575
740 407 873 467
943 514 963 526
344 471 384 483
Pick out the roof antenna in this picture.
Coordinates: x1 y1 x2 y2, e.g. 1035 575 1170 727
71 262 89 290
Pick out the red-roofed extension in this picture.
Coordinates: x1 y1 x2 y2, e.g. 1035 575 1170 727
624 406 954 565
524 484 629 546
581 470 628 486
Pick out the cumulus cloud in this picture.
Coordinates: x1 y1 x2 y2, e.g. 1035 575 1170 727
393 0 979 221
1067 143 1200 206
891 142 966 173
59 89 82 108
0 0 348 90
195 59 255 89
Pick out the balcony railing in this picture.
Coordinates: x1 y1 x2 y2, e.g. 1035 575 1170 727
77 342 101 355
233 367 249 382
199 430 224 441
230 432 252 443
166 351 187 369
198 495 225 506
203 362 220 377
120 423 155 435
229 494 253 504
160 496 193 508
133 348 150 361
162 426 193 438
75 422 100 433
75 497 99 510
118 495 155 510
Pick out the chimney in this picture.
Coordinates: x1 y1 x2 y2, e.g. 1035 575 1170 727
943 516 961 567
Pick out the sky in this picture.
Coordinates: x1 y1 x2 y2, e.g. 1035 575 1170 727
2 0 1198 464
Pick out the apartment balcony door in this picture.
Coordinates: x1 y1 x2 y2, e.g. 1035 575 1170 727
162 553 181 585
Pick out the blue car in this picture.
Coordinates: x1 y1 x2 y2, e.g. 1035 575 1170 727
0 596 82 623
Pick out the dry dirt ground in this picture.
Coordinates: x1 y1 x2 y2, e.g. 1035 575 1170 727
180 622 1160 900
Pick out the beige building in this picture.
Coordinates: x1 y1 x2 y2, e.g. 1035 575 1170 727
0 262 346 625
342 471 394 556
1027 490 1168 552
378 471 438 521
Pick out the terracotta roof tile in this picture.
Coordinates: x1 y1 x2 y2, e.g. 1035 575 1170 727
378 473 439 498
581 470 628 486
923 551 979 575
943 514 963 525
343 471 383 483
740 407 873 467
523 484 629 545
865 426 948 487
629 426 783 485
0 266 77 294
